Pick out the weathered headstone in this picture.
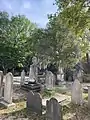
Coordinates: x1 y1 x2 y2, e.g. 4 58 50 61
20 70 25 85
46 98 62 120
88 86 90 108
27 91 34 109
86 52 90 64
29 57 38 82
29 65 36 82
1 72 15 106
0 71 3 97
33 92 42 115
68 76 72 81
58 67 64 81
45 71 55 89
27 91 42 115
73 62 83 82
71 79 83 105
21 58 41 92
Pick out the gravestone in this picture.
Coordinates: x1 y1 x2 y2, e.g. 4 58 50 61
20 70 25 85
86 52 90 64
21 65 41 92
29 56 38 82
57 67 64 81
46 98 62 120
88 86 90 108
29 65 36 82
71 79 83 105
27 91 34 109
27 91 42 115
21 57 41 92
68 76 72 81
0 71 3 97
45 71 55 89
73 62 83 82
1 72 15 107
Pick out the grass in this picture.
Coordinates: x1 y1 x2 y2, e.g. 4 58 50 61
63 102 90 120
0 101 26 115
41 88 55 98
83 93 88 100
41 86 70 98
0 94 90 120
0 100 45 120
0 86 89 120
55 87 68 94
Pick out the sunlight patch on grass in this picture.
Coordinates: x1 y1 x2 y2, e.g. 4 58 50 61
0 101 26 115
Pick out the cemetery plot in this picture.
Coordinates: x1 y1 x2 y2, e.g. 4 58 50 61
0 67 90 120
0 74 90 119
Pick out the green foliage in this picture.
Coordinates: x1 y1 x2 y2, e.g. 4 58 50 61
55 0 90 36
0 11 36 72
42 89 55 98
27 13 90 68
40 0 90 67
0 4 90 72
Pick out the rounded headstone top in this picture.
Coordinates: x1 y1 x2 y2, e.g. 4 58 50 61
32 57 38 65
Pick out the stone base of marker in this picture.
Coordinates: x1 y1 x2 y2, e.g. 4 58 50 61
0 100 15 107
21 80 41 92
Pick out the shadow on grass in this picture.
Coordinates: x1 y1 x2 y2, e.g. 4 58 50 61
63 102 90 120
13 98 26 103
1 108 46 120
0 103 7 110
62 102 85 115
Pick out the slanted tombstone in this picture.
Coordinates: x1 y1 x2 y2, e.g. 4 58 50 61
0 71 3 98
20 70 25 85
71 79 83 105
27 91 42 115
88 86 90 108
45 71 55 89
46 98 62 120
1 72 15 107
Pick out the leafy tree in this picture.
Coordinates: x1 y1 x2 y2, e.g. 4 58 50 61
55 0 90 36
28 11 90 68
0 11 36 73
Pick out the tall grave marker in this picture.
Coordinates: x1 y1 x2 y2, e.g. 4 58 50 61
21 70 25 86
0 71 3 98
71 79 83 105
45 71 55 89
29 57 38 82
27 91 42 115
46 98 62 120
1 72 15 107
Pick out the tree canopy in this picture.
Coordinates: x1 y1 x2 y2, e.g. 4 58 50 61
55 0 90 36
0 11 36 73
0 0 90 73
